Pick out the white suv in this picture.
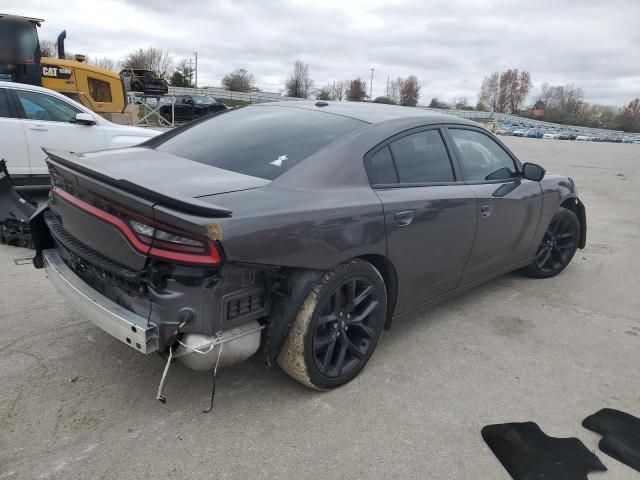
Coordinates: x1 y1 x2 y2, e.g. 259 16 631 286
0 81 160 185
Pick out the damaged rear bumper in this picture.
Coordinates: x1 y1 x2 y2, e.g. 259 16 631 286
43 248 160 353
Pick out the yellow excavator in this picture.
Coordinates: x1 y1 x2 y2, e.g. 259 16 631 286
0 13 129 122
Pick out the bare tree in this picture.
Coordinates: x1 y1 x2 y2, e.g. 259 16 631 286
39 40 57 57
500 69 531 113
453 97 468 109
400 75 420 106
285 60 313 98
479 72 500 112
315 86 332 100
170 58 194 87
122 48 173 78
90 57 116 71
617 98 640 132
222 68 255 92
346 78 368 102
331 81 347 101
536 83 584 120
388 77 403 104
479 69 531 113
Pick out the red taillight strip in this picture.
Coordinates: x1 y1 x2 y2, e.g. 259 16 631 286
52 187 221 265
53 187 151 254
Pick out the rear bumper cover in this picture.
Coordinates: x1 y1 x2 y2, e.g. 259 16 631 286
43 248 159 353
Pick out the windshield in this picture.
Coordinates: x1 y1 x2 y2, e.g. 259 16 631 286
192 95 213 104
154 106 366 180
0 18 39 64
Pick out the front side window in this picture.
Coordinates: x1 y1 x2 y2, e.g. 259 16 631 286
16 90 80 122
448 128 518 182
154 106 366 180
88 77 112 103
388 130 454 183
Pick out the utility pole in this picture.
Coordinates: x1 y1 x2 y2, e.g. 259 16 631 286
369 68 374 102
188 58 193 88
386 76 389 97
193 51 198 90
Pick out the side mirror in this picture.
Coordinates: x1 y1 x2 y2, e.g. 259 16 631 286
522 162 545 181
74 112 96 125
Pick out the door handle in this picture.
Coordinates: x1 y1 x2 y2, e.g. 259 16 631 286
393 210 414 226
28 124 48 131
480 204 493 217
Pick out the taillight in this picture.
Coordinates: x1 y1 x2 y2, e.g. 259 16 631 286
53 187 221 266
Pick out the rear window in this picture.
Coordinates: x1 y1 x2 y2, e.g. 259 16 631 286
154 106 366 180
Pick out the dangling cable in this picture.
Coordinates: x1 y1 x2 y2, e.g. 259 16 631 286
156 345 173 404
202 336 223 413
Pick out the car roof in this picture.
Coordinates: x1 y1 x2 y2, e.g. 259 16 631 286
255 100 480 126
0 80 75 96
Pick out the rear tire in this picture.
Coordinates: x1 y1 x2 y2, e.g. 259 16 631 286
278 259 387 390
525 207 580 278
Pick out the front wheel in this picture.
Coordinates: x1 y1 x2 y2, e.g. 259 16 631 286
525 207 580 278
278 259 387 390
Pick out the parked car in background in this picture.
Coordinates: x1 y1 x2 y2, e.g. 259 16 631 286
526 129 543 138
0 81 160 184
576 135 591 141
542 131 558 139
32 101 586 391
495 125 513 135
558 131 572 140
120 68 169 96
159 95 227 123
512 128 527 137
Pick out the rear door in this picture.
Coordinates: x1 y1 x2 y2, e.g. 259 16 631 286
0 87 30 180
445 126 542 285
366 126 477 314
13 88 107 176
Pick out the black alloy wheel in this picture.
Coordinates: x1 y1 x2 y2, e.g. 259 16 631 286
277 259 387 390
312 276 380 378
526 207 580 278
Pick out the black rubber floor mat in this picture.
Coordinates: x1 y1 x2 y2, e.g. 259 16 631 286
482 422 607 480
583 408 640 472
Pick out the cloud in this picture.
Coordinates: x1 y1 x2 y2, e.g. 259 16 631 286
7 0 639 105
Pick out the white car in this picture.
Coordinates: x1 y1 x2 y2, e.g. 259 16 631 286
0 81 160 185
542 132 558 139
576 135 591 141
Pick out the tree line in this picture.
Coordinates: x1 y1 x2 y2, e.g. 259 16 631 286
476 68 639 132
38 41 639 131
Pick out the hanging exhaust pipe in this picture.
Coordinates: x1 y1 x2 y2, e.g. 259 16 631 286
57 30 66 59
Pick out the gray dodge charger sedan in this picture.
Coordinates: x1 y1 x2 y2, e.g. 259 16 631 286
31 101 586 391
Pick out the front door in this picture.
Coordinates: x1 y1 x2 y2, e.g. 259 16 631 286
0 88 30 179
365 127 478 314
445 127 543 285
13 89 107 176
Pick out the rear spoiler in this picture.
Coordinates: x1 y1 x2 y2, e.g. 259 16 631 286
43 148 232 218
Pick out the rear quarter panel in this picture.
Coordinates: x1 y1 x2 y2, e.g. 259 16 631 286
206 184 387 270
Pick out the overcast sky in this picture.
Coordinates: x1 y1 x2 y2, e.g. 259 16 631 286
7 0 639 106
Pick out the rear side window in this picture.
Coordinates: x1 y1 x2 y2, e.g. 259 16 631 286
365 146 398 184
154 106 366 180
388 130 454 183
0 89 11 118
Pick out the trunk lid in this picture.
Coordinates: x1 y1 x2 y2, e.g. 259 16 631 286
45 147 269 210
45 147 264 271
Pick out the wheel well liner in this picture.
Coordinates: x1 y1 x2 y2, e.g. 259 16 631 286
358 254 398 328
261 254 399 365
560 197 587 249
